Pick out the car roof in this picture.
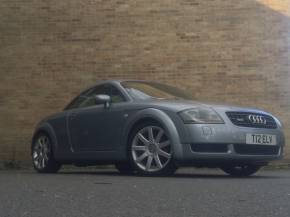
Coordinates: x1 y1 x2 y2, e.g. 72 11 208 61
96 79 151 85
81 79 146 93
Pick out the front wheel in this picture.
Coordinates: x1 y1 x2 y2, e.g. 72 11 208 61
128 122 177 176
221 164 261 177
32 133 61 173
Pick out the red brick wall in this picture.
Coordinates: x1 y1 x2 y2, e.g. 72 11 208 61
0 0 289 164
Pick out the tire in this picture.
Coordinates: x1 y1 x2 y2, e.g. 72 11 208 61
115 162 135 174
128 121 177 176
31 133 61 173
221 164 261 177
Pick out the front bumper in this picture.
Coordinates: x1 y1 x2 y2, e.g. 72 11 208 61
173 123 285 164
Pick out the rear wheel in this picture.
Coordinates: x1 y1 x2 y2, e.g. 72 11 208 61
128 122 177 176
32 133 61 173
221 164 261 177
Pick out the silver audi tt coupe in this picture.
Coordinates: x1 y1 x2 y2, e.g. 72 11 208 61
31 80 285 176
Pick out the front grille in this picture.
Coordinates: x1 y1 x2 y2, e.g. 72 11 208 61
234 144 280 155
226 112 277 129
191 144 228 153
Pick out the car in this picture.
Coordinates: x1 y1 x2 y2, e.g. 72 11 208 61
31 80 285 176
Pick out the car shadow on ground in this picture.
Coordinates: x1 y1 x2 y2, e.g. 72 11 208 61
54 169 283 179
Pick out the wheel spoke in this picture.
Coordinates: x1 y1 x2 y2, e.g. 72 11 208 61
148 127 155 143
132 145 146 151
43 153 49 161
136 152 148 163
155 130 164 143
154 155 163 169
38 141 42 149
33 153 40 165
39 137 44 146
138 133 149 145
158 149 171 159
33 152 38 159
43 137 49 145
38 157 43 168
35 145 41 152
42 157 45 168
43 145 49 155
159 140 170 148
146 156 153 171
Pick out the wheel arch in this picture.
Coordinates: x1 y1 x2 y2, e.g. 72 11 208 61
122 108 183 159
31 122 58 154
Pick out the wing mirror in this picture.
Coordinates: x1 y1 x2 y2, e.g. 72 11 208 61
95 94 111 108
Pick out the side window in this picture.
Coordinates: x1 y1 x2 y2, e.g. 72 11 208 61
88 85 111 96
110 86 126 103
88 84 126 104
64 84 126 110
67 96 87 109
64 86 98 110
79 85 110 107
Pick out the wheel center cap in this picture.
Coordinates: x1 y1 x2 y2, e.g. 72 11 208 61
148 143 157 153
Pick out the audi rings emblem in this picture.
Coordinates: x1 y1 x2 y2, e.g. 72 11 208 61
248 115 267 125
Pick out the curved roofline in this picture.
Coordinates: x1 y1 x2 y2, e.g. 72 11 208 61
95 79 150 84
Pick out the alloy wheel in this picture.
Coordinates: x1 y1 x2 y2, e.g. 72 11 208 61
131 126 172 172
32 135 51 170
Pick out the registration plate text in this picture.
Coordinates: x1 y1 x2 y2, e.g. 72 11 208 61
246 134 277 145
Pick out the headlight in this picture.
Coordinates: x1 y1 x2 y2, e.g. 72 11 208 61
178 107 224 124
274 116 283 128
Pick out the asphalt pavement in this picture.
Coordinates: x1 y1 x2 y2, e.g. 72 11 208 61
0 168 290 217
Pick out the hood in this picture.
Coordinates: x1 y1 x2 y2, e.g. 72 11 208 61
136 99 272 115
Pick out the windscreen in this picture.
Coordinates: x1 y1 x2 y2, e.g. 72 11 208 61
121 81 193 100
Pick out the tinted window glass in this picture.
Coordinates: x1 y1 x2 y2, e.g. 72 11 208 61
65 96 87 110
64 84 126 110
79 85 111 107
86 85 111 97
87 85 125 104
110 86 126 103
64 86 95 110
122 81 193 100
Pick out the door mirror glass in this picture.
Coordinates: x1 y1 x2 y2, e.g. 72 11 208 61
95 94 111 108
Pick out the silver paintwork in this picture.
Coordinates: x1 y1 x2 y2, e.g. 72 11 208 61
32 80 285 167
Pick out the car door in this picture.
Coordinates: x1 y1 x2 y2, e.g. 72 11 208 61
67 84 128 152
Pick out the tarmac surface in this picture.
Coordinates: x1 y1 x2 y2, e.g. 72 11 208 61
0 168 290 217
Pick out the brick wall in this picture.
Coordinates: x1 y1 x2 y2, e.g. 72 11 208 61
0 0 289 164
